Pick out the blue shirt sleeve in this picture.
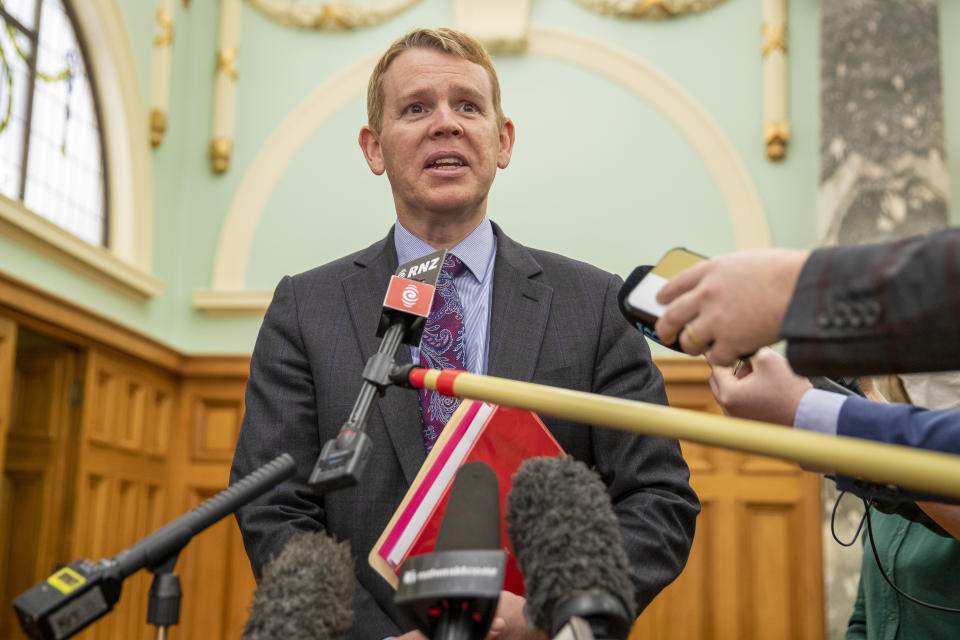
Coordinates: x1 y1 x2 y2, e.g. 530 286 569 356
793 388 847 436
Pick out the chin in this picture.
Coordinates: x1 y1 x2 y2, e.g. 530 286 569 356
421 193 485 215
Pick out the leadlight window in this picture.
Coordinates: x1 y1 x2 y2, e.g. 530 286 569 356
0 0 107 247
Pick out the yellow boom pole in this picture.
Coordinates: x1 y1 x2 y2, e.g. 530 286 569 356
408 368 960 500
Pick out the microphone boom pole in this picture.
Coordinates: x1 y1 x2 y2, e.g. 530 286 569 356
394 367 960 501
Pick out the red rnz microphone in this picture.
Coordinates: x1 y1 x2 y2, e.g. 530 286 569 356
378 249 447 346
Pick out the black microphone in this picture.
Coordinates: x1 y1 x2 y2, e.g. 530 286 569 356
309 250 449 493
243 531 354 640
13 453 296 640
395 461 505 640
506 456 635 640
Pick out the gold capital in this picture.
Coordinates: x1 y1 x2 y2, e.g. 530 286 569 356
762 23 786 57
154 10 174 47
216 46 238 81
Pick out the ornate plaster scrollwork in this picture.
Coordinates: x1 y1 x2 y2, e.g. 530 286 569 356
245 0 422 30
454 0 531 55
570 0 726 20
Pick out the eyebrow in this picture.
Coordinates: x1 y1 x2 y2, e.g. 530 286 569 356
395 84 489 106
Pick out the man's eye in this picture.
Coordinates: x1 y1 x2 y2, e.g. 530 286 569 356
406 104 424 114
461 102 478 113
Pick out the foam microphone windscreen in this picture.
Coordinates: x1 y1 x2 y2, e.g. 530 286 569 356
435 460 501 552
243 531 354 640
506 456 636 636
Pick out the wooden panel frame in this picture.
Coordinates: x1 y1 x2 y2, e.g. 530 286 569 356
0 316 17 471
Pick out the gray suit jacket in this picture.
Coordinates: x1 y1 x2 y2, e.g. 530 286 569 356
783 228 960 376
231 224 699 639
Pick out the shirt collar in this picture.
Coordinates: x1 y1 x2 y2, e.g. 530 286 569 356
393 218 496 282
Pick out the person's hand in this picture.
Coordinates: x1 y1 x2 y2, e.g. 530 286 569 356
654 249 809 365
708 347 811 425
490 591 546 640
396 630 429 640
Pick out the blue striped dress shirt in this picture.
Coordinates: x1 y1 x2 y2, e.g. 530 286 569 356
394 218 496 375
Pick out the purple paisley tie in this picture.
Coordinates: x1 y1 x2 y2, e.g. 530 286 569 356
418 254 466 452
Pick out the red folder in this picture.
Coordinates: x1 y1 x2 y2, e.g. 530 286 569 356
369 400 564 595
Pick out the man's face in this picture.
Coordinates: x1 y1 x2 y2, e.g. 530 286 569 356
359 48 515 224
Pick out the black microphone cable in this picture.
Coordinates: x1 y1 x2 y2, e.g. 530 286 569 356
827 489 960 614
861 497 960 614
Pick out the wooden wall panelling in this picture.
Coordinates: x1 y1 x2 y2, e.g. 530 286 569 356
72 348 174 640
0 315 15 626
0 316 16 484
0 343 83 639
0 272 182 372
629 359 824 640
169 374 253 639
175 486 254 640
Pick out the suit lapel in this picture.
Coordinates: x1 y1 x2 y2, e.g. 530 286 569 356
487 226 553 382
343 231 425 485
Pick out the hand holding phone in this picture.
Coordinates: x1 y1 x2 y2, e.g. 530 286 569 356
620 248 707 350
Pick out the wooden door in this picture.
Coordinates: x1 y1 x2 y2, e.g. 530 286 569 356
631 358 824 640
0 334 83 639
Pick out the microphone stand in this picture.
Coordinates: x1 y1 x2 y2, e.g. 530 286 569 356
147 556 181 640
308 248 446 493
308 316 412 493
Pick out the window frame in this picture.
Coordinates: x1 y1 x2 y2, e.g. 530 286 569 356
0 0 159 299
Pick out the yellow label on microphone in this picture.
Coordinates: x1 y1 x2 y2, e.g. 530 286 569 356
47 567 86 594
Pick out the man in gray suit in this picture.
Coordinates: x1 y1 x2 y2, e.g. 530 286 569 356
231 28 698 640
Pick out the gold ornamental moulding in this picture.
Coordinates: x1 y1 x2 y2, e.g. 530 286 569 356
150 109 167 147
154 10 174 47
217 46 239 81
245 0 422 31
762 23 786 57
570 0 727 20
211 138 232 174
764 121 789 162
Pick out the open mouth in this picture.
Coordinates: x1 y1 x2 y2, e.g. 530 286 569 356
425 154 467 170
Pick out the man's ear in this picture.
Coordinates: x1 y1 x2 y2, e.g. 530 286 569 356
359 126 385 175
497 118 516 170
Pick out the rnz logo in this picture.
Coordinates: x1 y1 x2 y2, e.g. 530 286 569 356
401 284 420 309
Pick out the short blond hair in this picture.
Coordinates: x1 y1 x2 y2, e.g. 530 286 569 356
366 28 505 133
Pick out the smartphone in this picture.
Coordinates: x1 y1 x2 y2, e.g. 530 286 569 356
624 247 706 327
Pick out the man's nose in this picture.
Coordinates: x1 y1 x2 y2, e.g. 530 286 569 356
432 106 462 137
